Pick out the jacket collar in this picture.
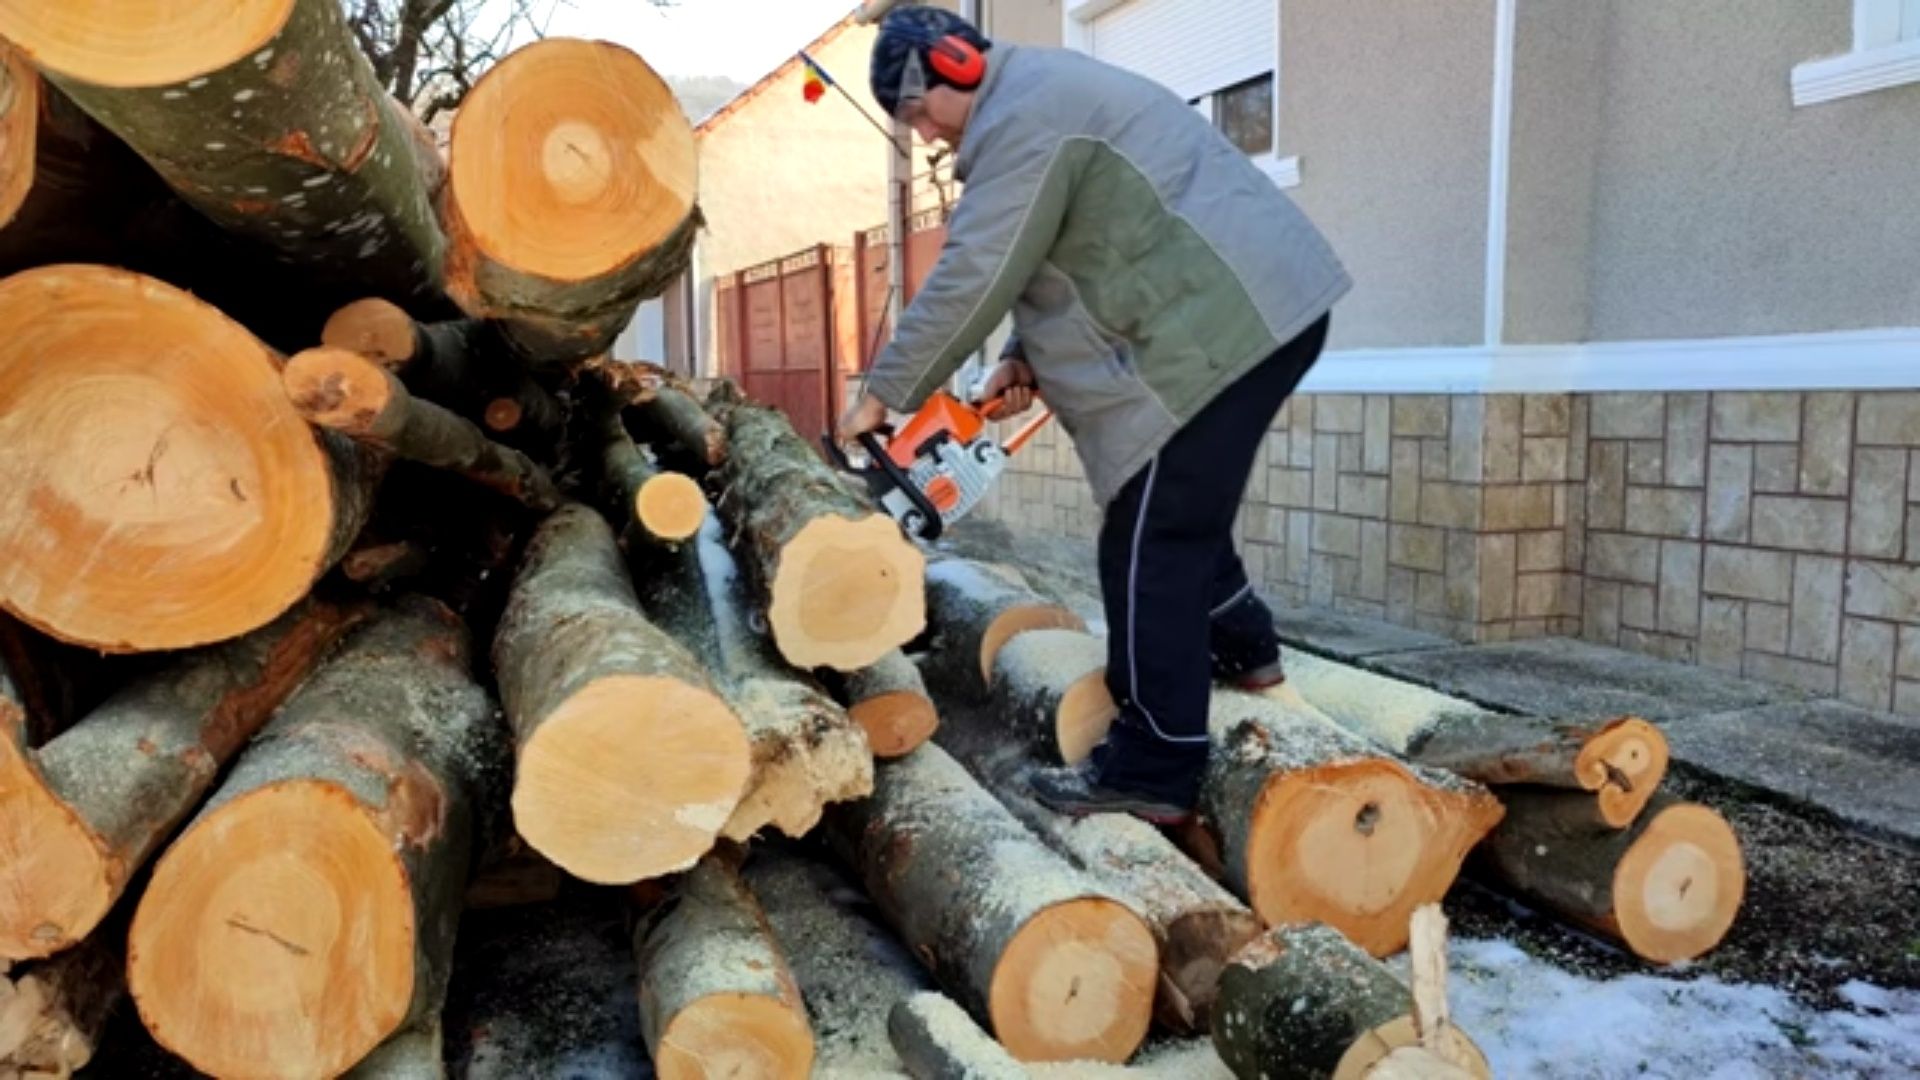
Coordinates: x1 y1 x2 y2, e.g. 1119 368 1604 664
953 42 1014 182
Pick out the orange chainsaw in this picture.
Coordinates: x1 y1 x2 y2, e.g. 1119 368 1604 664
824 391 1052 542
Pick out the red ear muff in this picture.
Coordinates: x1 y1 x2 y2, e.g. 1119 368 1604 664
927 34 986 89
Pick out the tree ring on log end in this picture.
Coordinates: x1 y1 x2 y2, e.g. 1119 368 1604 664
1333 1015 1492 1080
1612 803 1743 965
1583 718 1670 828
979 605 1086 686
849 691 938 758
1056 669 1117 765
0 0 296 89
770 514 926 672
0 737 110 961
449 38 696 282
987 897 1157 1064
0 43 36 229
0 267 347 652
512 674 751 885
283 346 398 436
128 780 413 1080
321 298 419 368
635 473 707 544
653 991 814 1080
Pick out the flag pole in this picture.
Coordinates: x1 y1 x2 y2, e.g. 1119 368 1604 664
801 50 910 159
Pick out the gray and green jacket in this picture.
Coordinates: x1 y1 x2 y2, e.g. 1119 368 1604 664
863 44 1351 506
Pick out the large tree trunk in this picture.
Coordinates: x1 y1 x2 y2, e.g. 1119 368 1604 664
0 266 379 652
1210 924 1490 1080
1406 714 1669 830
740 848 934 1074
0 0 449 306
1476 791 1745 965
0 936 121 1078
0 597 363 962
126 599 509 1080
441 39 698 365
824 745 1158 1064
493 504 752 884
821 649 940 759
921 557 1086 701
635 516 873 843
634 855 815 1080
707 395 926 671
321 297 561 438
928 626 1114 766
632 384 728 473
887 993 1027 1080
1199 690 1506 957
594 403 707 549
285 345 562 512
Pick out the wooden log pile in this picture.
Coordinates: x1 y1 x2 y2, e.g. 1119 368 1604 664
0 8 1750 1078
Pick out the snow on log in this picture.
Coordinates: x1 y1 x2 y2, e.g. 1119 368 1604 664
887 992 1027 1080
285 346 562 512
708 394 925 672
634 854 815 1080
0 0 449 304
0 266 378 652
1210 923 1490 1080
824 745 1158 1064
1476 791 1744 965
967 627 1114 766
0 597 362 962
922 557 1086 700
442 38 698 365
493 505 752 883
126 599 508 1080
1199 690 1506 957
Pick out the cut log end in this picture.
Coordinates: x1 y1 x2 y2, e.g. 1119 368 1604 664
284 346 401 437
653 993 813 1080
448 38 695 283
1057 669 1117 765
128 780 413 1080
484 397 524 432
512 674 751 885
1583 718 1670 828
1243 758 1504 957
981 604 1087 685
1 42 35 228
988 897 1157 1064
849 691 939 758
636 472 707 544
0 0 295 88
0 740 109 962
768 514 926 672
0 267 360 652
1611 802 1744 965
321 298 420 368
1335 1016 1492 1080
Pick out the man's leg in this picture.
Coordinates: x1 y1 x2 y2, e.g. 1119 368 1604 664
1034 316 1329 821
1208 543 1285 688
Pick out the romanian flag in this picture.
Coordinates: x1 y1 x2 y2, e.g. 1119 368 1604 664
801 52 829 104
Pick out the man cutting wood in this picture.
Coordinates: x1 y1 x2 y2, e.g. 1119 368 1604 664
839 6 1351 825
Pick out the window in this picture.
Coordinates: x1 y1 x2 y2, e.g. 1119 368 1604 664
1193 74 1276 157
1791 0 1920 107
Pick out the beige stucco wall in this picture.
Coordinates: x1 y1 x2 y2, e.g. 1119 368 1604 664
985 0 1063 47
1281 0 1494 350
1578 0 1920 341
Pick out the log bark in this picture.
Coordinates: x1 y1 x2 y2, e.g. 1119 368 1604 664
970 627 1114 766
1406 714 1669 830
493 504 752 883
634 385 727 472
126 598 509 1080
1476 791 1744 965
0 266 379 652
442 39 698 365
0 597 363 962
922 557 1086 700
708 395 926 671
740 849 934 1074
461 835 563 912
345 1021 444 1079
635 515 873 843
823 649 940 759
1199 690 1507 957
1210 924 1489 1080
0 936 120 1078
286 346 562 512
634 855 815 1080
0 0 449 305
343 539 430 593
887 993 1027 1080
824 745 1158 1064
321 298 561 437
595 404 707 548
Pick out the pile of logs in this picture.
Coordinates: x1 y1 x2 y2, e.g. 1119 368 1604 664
0 6 1748 1079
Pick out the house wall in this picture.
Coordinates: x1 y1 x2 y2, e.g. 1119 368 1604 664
985 0 1063 47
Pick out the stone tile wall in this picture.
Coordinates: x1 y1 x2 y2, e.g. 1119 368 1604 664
972 388 1920 717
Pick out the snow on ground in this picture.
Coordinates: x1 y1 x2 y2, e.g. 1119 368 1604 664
1408 938 1920 1079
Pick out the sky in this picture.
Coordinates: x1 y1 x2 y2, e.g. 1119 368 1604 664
535 0 864 82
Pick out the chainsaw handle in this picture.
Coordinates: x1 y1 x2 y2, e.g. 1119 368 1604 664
819 429 945 541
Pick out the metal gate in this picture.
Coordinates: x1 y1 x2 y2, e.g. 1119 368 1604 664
713 244 856 444
852 209 950 371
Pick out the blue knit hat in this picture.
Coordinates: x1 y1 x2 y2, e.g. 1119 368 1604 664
870 5 991 117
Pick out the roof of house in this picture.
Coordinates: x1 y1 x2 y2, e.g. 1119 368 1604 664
695 13 862 136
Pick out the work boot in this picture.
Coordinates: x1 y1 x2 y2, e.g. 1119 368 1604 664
1029 762 1195 826
1229 656 1287 692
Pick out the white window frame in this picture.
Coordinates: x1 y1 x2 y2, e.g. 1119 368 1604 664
1063 0 1301 188
1791 0 1920 107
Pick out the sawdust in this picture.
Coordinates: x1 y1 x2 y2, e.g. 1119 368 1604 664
1027 1038 1235 1078
991 628 1106 689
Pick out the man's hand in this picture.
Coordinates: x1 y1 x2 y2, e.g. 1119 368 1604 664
838 393 889 445
977 358 1036 420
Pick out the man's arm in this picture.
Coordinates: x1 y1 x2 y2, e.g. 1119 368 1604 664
863 141 1080 413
